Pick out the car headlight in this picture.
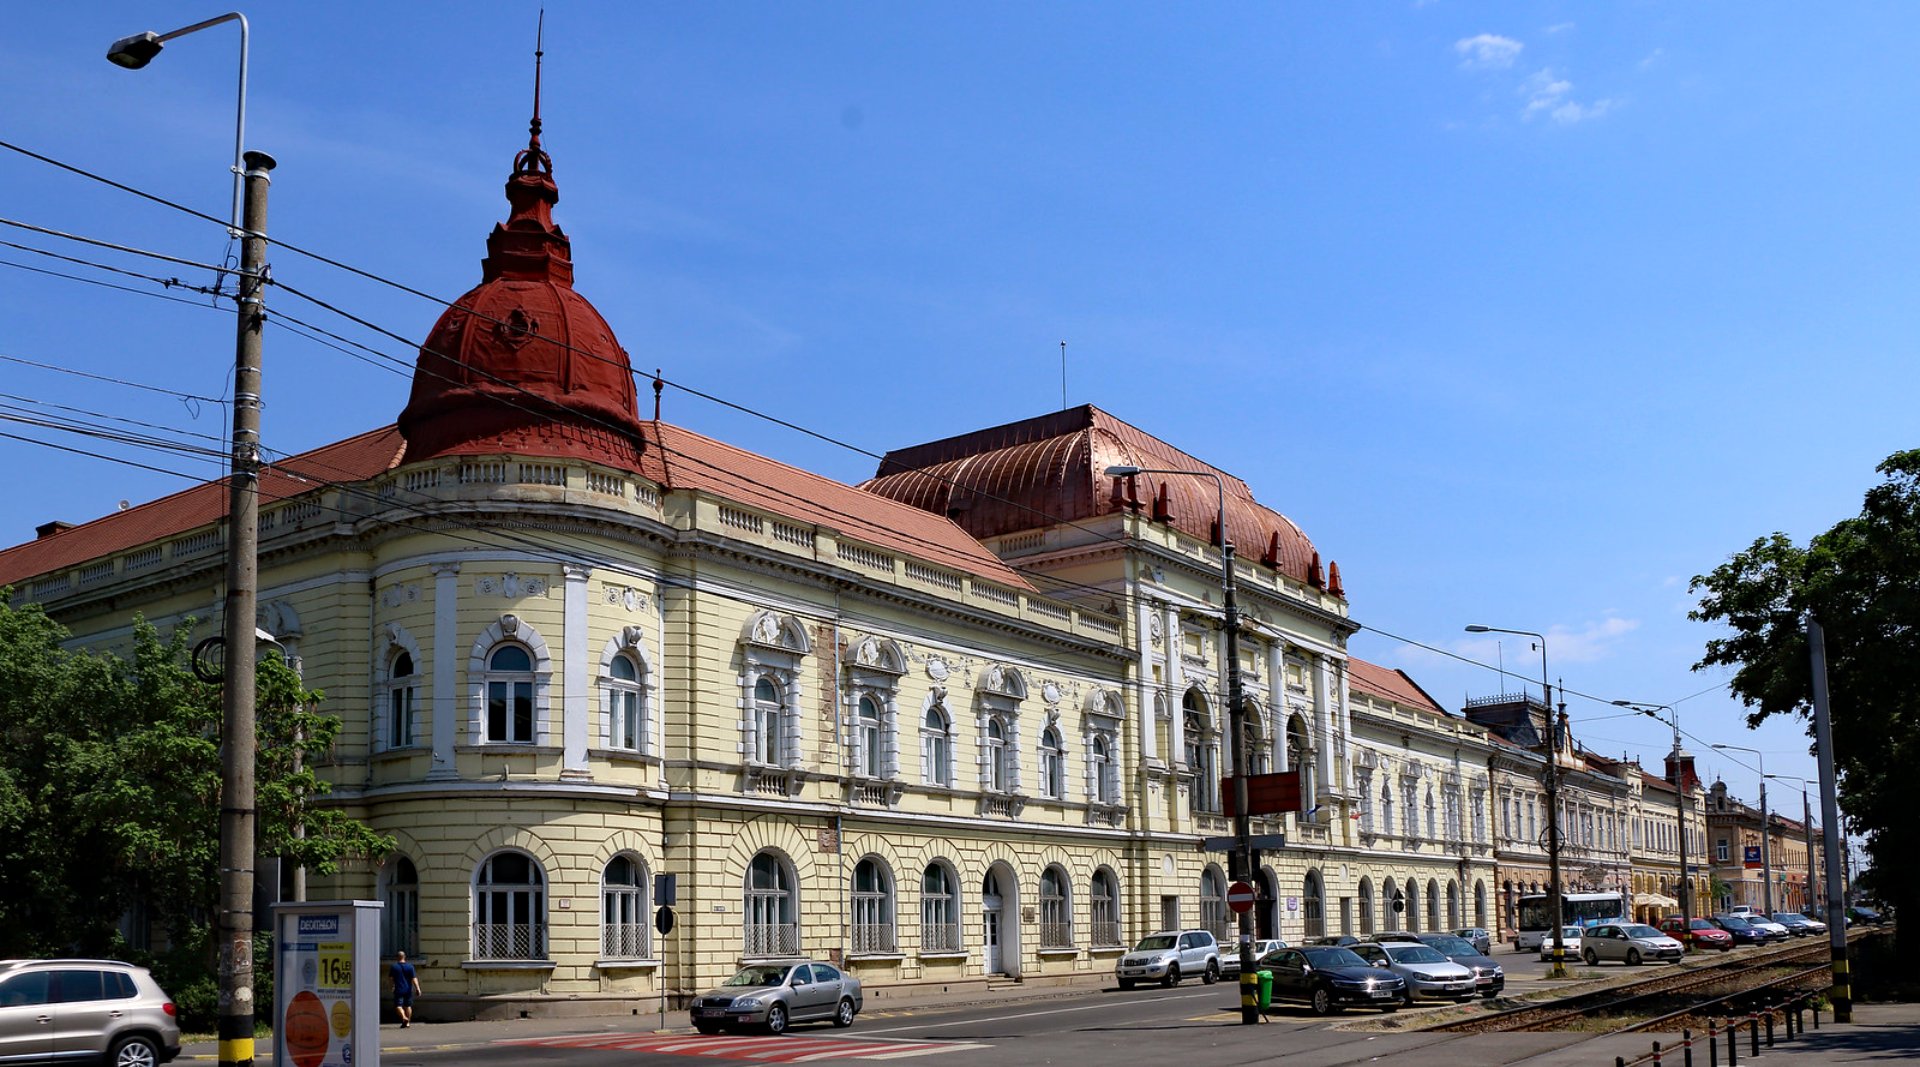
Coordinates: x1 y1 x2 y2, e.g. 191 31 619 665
731 996 762 1008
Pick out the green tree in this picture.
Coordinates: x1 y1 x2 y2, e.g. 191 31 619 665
1691 449 1920 949
0 592 391 1002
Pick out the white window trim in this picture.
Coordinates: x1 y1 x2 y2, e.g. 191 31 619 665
374 622 424 753
597 627 658 756
466 615 554 747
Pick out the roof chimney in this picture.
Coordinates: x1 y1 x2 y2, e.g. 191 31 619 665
1665 749 1700 793
35 520 75 540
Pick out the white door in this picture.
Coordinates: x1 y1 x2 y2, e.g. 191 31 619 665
983 890 1003 974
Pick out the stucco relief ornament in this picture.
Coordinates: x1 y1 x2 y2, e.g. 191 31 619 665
853 637 881 667
380 583 420 608
497 307 541 349
1148 616 1163 647
1041 681 1063 705
753 613 781 644
500 613 520 636
986 664 1005 692
926 656 949 682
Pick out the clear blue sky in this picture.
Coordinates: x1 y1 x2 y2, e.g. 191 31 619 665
5 2 1908 833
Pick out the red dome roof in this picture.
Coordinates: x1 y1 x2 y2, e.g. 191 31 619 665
398 120 645 465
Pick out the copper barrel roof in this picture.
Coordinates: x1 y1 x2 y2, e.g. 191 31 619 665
862 405 1325 589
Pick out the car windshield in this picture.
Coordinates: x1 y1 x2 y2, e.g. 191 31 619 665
1301 947 1368 969
1773 913 1805 922
1424 936 1477 955
1134 935 1177 951
723 965 791 987
1716 916 1753 930
1385 945 1448 964
1624 925 1664 939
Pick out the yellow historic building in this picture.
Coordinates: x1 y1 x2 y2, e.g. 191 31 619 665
3 108 1511 1020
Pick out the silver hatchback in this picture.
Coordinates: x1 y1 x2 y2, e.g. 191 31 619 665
690 960 862 1035
1580 923 1685 965
0 959 180 1066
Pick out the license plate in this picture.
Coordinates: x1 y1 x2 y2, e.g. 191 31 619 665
1369 990 1392 999
697 1009 727 1018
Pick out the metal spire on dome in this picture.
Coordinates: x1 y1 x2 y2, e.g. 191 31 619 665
515 10 552 176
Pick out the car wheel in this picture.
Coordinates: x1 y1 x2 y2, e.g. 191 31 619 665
111 1035 161 1067
1118 978 1135 990
765 1003 789 1035
1583 948 1599 966
1309 986 1334 1016
1203 960 1220 985
833 998 856 1028
1627 949 1642 966
1163 965 1180 987
695 1023 722 1035
1401 987 1416 1008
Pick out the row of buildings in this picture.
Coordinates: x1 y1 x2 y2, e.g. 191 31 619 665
0 104 1820 1019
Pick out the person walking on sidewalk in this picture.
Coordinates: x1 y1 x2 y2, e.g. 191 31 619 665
390 951 421 1028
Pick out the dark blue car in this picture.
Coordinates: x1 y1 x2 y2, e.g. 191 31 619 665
1708 914 1770 945
1259 946 1406 1016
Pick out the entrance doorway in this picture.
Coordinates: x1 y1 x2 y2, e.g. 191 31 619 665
982 865 1019 976
1160 895 1181 932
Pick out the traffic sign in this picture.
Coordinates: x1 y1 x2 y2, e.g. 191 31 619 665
654 905 675 935
1226 881 1257 914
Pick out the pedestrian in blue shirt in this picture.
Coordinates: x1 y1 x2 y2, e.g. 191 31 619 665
389 951 421 1028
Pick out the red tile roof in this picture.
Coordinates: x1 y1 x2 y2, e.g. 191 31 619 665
0 422 1032 594
1347 657 1448 717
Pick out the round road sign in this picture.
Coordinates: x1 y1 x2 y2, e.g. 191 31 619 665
1226 881 1257 914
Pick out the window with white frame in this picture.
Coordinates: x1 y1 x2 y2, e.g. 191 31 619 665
852 856 896 954
1200 866 1227 941
1039 726 1065 799
601 854 649 959
1040 865 1072 948
381 856 419 956
1403 783 1418 838
473 850 545 960
856 696 884 778
744 851 798 957
1090 868 1121 947
921 861 961 953
484 645 536 744
739 611 809 777
1471 790 1487 843
386 650 417 749
1286 714 1313 807
1244 714 1270 775
922 701 953 787
1090 734 1117 804
1716 838 1729 863
1184 692 1216 812
603 652 645 752
1425 787 1437 840
985 716 1011 792
1382 783 1395 835
1356 769 1374 832
751 677 785 766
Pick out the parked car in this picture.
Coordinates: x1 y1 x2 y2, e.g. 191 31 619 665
1746 916 1793 940
1257 945 1405 1016
1728 905 1756 917
690 959 862 1034
1416 934 1505 999
1538 925 1585 962
1707 914 1772 946
1658 917 1733 952
1453 927 1494 955
1350 941 1477 1005
1222 939 1287 975
1846 906 1885 926
1776 912 1828 935
1364 930 1423 944
1768 912 1819 937
1115 930 1220 989
0 958 180 1065
1304 935 1360 947
1579 923 1685 966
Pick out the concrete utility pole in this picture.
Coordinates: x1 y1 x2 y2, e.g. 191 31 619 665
1809 619 1851 1023
216 149 273 1067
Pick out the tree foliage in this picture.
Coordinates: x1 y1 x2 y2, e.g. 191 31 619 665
1691 449 1920 944
0 592 391 992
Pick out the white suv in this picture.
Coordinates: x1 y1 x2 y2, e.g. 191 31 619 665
0 959 180 1066
1115 930 1221 989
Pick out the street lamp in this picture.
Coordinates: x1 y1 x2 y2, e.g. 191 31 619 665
1106 463 1256 1025
1466 624 1569 978
107 12 250 233
1765 774 1821 919
1711 744 1774 919
109 16 267 1067
1614 701 1693 929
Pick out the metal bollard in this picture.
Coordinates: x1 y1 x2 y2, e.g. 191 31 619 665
1786 1005 1795 1040
1684 1028 1695 1067
1728 1019 1738 1066
1709 1022 1719 1067
1813 1001 1820 1029
1750 1015 1760 1058
1765 1010 1775 1047
1618 1058 1626 1067
1653 1040 1663 1066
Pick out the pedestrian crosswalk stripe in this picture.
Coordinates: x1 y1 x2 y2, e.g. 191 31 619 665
500 1031 990 1061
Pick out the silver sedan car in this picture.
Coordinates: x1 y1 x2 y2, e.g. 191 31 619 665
690 960 863 1034
1580 923 1685 966
1351 941 1477 1004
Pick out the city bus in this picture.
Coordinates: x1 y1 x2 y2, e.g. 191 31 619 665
1513 892 1630 950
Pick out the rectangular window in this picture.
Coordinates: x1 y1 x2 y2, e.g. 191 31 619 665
389 685 415 748
487 680 534 743
607 689 640 751
1716 839 1730 862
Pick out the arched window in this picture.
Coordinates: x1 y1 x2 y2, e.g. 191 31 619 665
1404 878 1420 931
604 652 645 752
381 856 419 956
857 696 884 778
602 855 649 958
386 651 417 749
1303 870 1325 940
1090 868 1121 947
1426 881 1441 933
1383 877 1400 925
986 716 1010 793
752 677 785 766
852 857 896 954
1286 715 1313 808
473 850 545 959
1040 865 1072 948
1475 881 1488 930
484 645 535 744
1039 726 1065 799
1381 784 1395 836
1184 690 1216 812
1090 734 1117 804
1358 876 1375 935
744 851 797 957
1447 880 1461 930
922 703 953 786
1243 714 1269 776
921 862 961 953
1425 787 1438 841
1200 866 1227 941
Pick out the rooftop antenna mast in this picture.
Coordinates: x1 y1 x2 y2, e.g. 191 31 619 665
1060 340 1067 410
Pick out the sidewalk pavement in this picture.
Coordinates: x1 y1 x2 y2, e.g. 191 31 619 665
1499 1001 1920 1067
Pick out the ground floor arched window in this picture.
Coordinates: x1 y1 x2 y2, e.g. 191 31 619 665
745 851 798 957
473 850 546 960
1302 870 1325 940
922 862 961 953
852 856 896 954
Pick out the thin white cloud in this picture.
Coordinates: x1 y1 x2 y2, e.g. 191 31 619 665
1544 22 1576 35
1455 33 1524 70
1455 617 1641 671
1640 48 1665 70
1520 67 1614 124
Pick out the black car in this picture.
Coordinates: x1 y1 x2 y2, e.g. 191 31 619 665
1707 914 1770 945
1847 906 1885 926
1259 946 1406 1016
1417 933 1506 999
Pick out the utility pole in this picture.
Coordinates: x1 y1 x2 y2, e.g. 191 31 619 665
218 148 274 1067
1809 619 1850 1022
1543 687 1568 978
